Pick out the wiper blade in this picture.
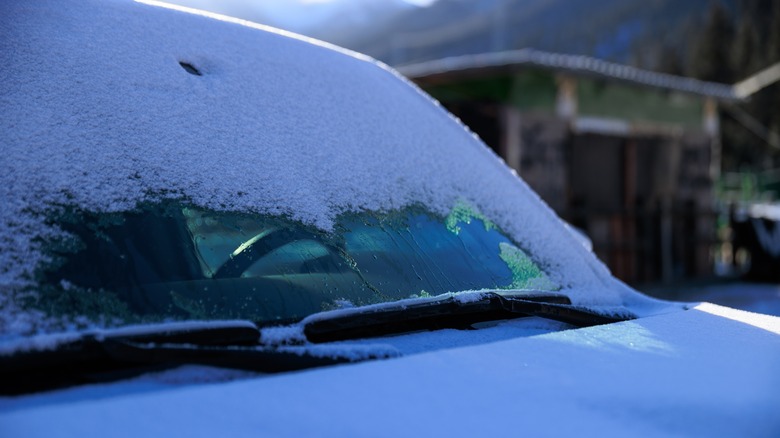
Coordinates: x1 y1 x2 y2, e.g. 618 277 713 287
2 321 260 368
0 320 363 395
303 291 634 343
0 321 260 394
1 293 634 394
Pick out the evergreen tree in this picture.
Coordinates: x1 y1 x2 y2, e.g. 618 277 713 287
768 2 780 64
657 43 685 76
766 2 780 143
737 0 773 56
732 0 780 168
689 1 735 83
731 15 761 76
725 3 765 170
692 0 780 171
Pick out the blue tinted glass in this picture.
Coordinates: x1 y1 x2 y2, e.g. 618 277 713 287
341 213 516 299
35 202 557 325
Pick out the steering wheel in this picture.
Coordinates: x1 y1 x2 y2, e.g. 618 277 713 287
213 228 342 279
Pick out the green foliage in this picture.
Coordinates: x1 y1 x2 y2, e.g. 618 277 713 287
689 2 735 83
686 1 780 173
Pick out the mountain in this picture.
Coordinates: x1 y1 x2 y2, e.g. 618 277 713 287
166 0 416 39
168 0 738 71
316 0 738 70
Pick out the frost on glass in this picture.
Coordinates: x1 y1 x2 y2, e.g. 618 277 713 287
445 200 496 235
498 243 558 291
27 200 558 328
445 200 557 292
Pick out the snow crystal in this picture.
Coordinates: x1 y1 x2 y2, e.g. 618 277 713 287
277 344 400 362
259 325 306 346
0 331 83 356
451 290 491 304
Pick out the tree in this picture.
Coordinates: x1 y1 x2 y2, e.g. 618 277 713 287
729 0 780 169
690 0 780 171
765 2 780 141
731 15 761 76
657 43 685 76
689 1 735 83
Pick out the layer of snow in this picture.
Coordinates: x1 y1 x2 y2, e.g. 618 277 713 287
296 290 493 326
319 316 574 356
2 304 778 436
1 0 666 335
748 203 780 221
0 319 258 355
685 283 780 317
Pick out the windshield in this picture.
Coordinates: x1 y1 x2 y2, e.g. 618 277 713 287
30 201 557 328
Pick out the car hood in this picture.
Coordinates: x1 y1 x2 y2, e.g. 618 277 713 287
2 303 779 437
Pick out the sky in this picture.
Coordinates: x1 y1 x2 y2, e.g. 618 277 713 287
165 0 438 34
300 0 437 4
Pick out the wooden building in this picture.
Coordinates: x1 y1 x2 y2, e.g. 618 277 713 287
398 49 740 284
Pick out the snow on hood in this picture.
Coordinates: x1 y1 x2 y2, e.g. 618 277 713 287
1 304 778 436
0 0 668 335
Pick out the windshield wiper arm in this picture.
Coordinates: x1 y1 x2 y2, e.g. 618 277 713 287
303 291 634 343
0 321 261 394
1 294 635 394
1 320 359 395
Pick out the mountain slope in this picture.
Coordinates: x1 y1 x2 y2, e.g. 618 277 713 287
324 0 736 68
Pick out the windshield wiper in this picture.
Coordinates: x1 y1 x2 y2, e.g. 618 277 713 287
302 291 635 343
1 292 634 394
0 321 360 395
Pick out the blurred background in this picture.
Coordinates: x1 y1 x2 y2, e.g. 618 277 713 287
168 0 780 313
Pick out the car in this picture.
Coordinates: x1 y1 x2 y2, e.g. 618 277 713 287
1 0 779 436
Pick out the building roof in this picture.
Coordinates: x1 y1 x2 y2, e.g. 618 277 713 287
397 49 740 102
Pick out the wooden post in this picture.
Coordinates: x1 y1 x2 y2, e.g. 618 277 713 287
660 197 674 284
623 139 637 282
556 75 577 121
501 105 522 171
703 97 721 182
